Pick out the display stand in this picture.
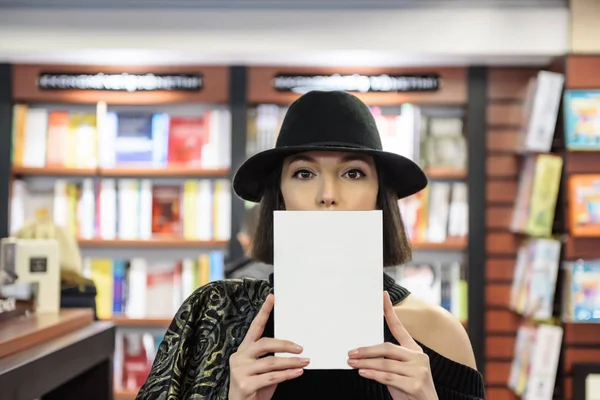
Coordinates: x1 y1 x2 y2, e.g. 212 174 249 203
560 54 600 400
483 67 542 400
0 309 115 400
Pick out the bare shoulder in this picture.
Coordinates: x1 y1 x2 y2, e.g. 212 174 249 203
393 295 477 370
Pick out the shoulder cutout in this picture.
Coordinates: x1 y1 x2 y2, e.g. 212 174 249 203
393 295 477 370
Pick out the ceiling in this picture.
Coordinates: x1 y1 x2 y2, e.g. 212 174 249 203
0 0 567 9
0 4 569 67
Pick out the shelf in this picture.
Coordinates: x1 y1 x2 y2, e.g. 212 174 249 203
11 166 230 179
99 166 229 178
0 309 94 359
411 238 467 250
424 167 467 180
78 238 228 248
11 166 97 177
108 316 172 327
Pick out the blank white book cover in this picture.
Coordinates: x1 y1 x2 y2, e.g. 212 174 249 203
273 210 384 370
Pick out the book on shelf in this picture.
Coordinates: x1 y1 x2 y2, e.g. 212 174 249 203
508 323 563 400
399 181 468 244
561 260 600 323
9 177 231 242
510 153 563 237
419 115 466 172
509 238 561 321
568 174 600 237
385 262 467 323
11 102 231 170
519 70 564 153
85 254 224 321
113 329 164 393
563 90 600 151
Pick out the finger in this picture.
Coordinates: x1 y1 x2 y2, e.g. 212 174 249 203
348 342 413 361
241 293 274 347
347 357 414 377
358 369 415 393
246 356 310 375
384 291 420 351
247 337 303 358
246 368 305 393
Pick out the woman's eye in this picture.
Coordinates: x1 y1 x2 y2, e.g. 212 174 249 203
344 169 365 179
293 169 313 179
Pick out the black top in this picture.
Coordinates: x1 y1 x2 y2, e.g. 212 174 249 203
135 273 486 400
263 273 485 400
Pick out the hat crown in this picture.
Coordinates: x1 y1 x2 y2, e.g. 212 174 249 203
275 90 383 151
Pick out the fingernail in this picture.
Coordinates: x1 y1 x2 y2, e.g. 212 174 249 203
293 368 304 374
359 369 370 377
348 349 358 357
294 345 303 352
347 359 358 366
300 358 310 363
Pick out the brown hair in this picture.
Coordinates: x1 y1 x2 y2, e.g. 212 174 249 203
250 160 412 267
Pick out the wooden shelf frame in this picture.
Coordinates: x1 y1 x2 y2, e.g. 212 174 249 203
78 238 228 248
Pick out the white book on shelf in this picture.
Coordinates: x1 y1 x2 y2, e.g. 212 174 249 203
117 179 140 240
78 178 96 240
213 179 231 241
22 108 48 168
524 324 563 400
138 179 153 240
196 179 214 241
53 180 69 229
427 182 451 243
99 179 117 240
125 258 148 319
522 71 565 153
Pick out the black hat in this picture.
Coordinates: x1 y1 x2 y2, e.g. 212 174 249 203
232 90 428 202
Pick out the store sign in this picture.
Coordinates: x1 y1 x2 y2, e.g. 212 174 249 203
272 73 440 94
37 72 203 92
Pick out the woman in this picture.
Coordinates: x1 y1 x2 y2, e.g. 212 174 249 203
136 90 485 400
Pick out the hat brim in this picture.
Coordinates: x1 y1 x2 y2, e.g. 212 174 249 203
232 145 428 203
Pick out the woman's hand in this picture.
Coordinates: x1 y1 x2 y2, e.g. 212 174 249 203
347 291 438 400
228 294 310 400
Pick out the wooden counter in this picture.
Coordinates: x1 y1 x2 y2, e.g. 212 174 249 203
0 309 115 400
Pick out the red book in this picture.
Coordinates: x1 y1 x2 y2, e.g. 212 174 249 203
167 116 207 165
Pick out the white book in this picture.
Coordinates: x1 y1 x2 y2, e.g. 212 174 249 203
22 108 48 167
78 178 96 239
138 179 153 240
273 210 384 370
525 324 563 400
99 179 117 240
125 258 148 319
196 179 214 241
522 71 565 153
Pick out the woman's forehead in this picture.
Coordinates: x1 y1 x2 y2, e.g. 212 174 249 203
284 151 374 164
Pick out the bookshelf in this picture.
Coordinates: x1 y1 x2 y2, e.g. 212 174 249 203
484 67 541 400
2 63 236 399
484 61 593 400
247 65 471 328
560 54 600 400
